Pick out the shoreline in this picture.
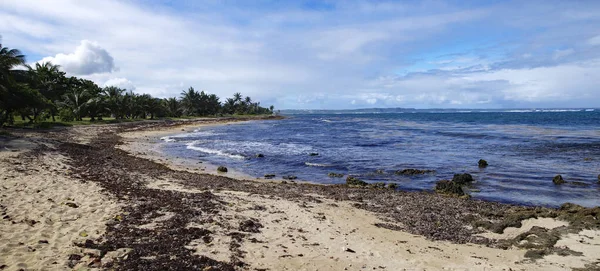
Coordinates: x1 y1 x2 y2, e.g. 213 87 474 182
1 117 600 270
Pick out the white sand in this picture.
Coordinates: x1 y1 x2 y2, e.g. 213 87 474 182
0 138 121 270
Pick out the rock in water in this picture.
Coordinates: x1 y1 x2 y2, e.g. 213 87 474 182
394 169 435 175
434 180 464 196
452 173 474 185
387 183 398 189
597 174 600 184
346 176 367 187
256 154 265 158
328 172 344 178
309 153 319 156
282 175 297 180
264 174 275 179
478 159 488 168
553 174 565 185
217 166 228 173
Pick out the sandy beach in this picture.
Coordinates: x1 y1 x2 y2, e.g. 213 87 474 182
1 117 600 270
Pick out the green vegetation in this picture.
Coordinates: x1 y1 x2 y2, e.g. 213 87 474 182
0 40 275 128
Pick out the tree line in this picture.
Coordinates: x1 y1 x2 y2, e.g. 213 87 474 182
0 41 274 127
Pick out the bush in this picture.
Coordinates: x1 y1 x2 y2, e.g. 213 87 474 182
58 109 75 122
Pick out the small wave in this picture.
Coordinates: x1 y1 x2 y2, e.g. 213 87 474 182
585 109 595 112
305 162 333 167
160 136 177 142
321 119 333 123
186 142 245 159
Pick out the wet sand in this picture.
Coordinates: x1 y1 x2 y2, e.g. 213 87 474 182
1 117 599 270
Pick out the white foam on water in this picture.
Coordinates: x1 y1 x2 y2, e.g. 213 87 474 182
186 141 246 160
160 136 177 142
304 162 333 167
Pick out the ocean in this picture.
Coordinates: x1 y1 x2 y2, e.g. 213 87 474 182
159 109 600 208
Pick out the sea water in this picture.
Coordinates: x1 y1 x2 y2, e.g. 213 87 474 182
159 109 600 207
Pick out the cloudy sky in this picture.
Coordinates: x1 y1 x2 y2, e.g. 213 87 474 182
2 0 600 109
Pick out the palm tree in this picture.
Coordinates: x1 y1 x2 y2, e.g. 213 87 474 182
180 87 200 116
27 62 67 121
0 42 26 89
59 88 89 121
0 41 26 126
223 98 236 115
165 97 181 117
103 86 125 119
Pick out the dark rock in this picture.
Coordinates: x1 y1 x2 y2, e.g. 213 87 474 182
552 175 565 185
597 174 600 184
328 172 344 178
344 247 355 253
570 181 588 186
239 219 263 233
346 176 367 187
387 183 398 190
264 174 275 179
65 202 79 208
394 169 435 175
255 154 265 158
374 169 386 174
478 159 488 168
369 182 386 189
38 240 49 244
282 175 297 180
309 153 319 156
452 173 474 185
434 180 464 196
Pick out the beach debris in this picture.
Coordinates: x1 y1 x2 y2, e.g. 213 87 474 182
452 173 474 185
264 174 276 179
346 176 367 187
67 254 83 268
553 174 565 185
282 175 297 180
343 247 356 253
79 231 88 237
394 169 435 175
65 202 79 208
239 219 263 233
327 172 344 178
478 159 488 168
38 240 49 244
217 166 228 173
434 180 465 196
309 152 319 156
255 154 265 158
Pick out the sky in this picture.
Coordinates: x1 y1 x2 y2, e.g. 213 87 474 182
1 0 600 109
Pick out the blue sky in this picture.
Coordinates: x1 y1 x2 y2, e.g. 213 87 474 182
1 0 599 109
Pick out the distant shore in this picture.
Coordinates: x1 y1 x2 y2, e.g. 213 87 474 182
1 117 599 270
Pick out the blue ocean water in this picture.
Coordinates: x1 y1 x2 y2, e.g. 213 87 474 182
159 109 600 208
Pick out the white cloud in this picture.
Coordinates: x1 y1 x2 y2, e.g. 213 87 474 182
104 77 135 90
2 0 600 109
40 40 115 75
552 48 574 60
588 35 600 46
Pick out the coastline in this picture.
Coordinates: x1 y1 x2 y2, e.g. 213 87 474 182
1 117 599 270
